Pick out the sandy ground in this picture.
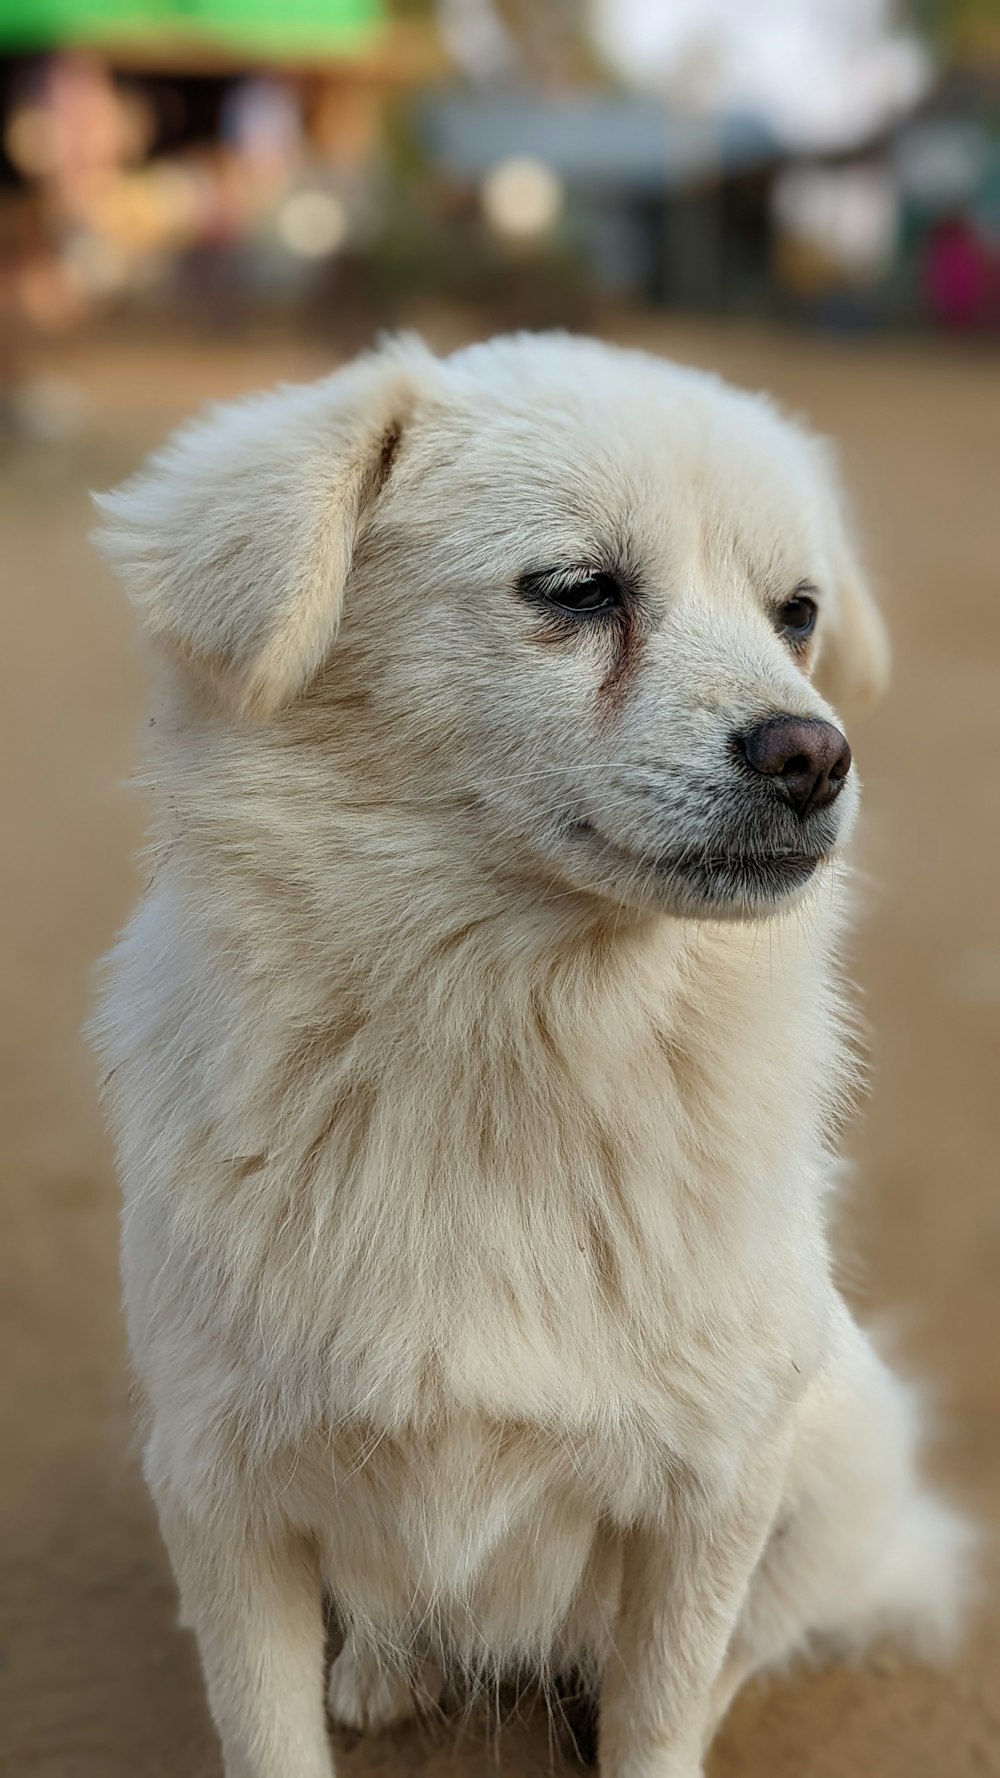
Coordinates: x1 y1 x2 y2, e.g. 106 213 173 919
1 317 998 1778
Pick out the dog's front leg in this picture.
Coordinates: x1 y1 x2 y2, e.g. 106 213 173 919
599 1443 787 1778
155 1486 334 1778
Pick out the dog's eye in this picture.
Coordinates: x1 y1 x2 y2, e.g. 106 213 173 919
544 573 622 615
775 592 817 642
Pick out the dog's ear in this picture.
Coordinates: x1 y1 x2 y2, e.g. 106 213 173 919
815 544 891 720
809 442 890 720
93 341 432 717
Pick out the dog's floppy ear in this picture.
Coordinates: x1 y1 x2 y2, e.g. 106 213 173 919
815 545 891 720
809 442 890 720
93 341 431 717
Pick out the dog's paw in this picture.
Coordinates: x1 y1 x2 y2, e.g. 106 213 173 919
327 1646 440 1732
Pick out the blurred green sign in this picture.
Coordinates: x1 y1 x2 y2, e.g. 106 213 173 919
0 0 383 55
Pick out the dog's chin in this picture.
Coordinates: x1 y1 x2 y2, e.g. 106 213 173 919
651 850 827 921
559 823 835 921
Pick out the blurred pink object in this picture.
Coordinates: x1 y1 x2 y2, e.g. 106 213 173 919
925 216 989 329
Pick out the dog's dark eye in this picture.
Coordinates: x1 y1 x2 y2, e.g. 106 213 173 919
775 592 817 642
544 573 622 615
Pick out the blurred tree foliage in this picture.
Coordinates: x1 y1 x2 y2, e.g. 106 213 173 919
387 0 607 86
909 0 1000 57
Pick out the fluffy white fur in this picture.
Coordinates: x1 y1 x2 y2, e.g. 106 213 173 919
93 334 966 1778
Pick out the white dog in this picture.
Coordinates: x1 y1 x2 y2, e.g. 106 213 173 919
93 334 967 1778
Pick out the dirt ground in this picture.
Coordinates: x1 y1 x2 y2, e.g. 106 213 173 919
1 317 998 1778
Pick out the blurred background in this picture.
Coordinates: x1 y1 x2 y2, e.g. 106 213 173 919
1 4 998 1777
1 0 1000 395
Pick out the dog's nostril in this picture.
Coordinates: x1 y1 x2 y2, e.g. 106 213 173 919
780 752 812 781
739 717 852 818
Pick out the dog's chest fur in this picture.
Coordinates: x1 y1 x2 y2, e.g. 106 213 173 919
110 874 840 1567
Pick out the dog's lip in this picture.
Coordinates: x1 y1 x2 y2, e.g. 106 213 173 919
656 849 825 879
567 821 830 883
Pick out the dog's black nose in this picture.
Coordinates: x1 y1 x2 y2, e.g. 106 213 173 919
739 717 852 817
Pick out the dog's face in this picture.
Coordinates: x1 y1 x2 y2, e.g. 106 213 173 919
97 335 889 923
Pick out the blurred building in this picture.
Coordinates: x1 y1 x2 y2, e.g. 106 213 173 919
414 91 778 310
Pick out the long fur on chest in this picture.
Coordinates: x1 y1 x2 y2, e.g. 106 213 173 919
99 782 849 1504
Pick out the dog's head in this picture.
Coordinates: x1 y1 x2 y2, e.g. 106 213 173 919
95 334 888 922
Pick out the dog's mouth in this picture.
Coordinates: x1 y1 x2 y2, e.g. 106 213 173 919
657 847 822 902
565 820 829 913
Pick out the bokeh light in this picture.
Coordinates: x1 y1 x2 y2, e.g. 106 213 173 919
480 156 564 240
277 188 349 258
